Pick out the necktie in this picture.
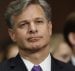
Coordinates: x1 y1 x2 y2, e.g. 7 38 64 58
31 65 42 71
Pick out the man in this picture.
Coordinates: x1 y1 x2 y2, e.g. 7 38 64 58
63 12 75 66
0 0 74 71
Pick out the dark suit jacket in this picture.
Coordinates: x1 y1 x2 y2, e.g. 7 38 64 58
0 54 75 71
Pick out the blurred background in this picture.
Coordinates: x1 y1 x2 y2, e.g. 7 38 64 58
0 0 75 41
0 0 75 63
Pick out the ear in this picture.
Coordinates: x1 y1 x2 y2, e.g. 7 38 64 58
8 29 16 42
48 21 52 36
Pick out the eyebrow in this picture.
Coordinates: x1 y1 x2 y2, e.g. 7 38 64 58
16 17 45 25
34 17 45 20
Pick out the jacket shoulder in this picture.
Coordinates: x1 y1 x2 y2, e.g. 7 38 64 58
0 60 9 71
0 58 15 71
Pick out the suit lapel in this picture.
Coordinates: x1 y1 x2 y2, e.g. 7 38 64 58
8 54 67 71
51 56 55 71
8 54 28 71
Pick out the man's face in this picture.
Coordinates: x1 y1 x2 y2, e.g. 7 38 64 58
9 5 52 51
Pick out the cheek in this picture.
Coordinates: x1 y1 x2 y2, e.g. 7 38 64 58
14 31 26 42
15 29 27 37
41 29 50 43
39 25 50 35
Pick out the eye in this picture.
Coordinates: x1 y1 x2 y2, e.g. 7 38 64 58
35 20 44 24
18 21 29 28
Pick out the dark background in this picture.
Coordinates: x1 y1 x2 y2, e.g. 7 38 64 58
0 0 75 42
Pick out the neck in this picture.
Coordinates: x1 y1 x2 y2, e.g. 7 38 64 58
19 45 50 64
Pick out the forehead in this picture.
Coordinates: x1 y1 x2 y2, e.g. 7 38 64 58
12 4 46 22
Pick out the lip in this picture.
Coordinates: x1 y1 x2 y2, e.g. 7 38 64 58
27 36 42 42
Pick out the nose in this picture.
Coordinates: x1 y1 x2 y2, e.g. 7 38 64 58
28 22 37 33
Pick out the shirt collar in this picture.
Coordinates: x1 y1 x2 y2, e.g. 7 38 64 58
21 54 51 71
21 57 34 71
71 55 75 66
40 54 51 71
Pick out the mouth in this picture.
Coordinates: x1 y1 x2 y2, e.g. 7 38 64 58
27 36 42 42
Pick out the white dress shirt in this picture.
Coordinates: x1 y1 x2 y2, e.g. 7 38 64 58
71 55 75 66
21 54 51 71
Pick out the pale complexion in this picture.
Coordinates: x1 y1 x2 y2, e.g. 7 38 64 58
9 4 52 64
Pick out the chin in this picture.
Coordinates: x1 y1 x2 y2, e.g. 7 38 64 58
29 44 42 49
24 44 43 51
23 40 49 52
